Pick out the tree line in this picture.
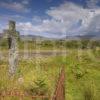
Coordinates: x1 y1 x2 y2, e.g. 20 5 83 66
0 38 100 49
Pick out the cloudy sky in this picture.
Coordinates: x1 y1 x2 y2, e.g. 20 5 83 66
0 0 100 38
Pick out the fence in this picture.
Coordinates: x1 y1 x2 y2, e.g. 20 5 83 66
0 67 65 100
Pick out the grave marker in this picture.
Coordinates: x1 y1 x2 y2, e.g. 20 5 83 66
3 21 19 76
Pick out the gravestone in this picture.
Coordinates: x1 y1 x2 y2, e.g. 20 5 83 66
4 21 19 76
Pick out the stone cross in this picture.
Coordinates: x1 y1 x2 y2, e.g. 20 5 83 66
4 21 19 76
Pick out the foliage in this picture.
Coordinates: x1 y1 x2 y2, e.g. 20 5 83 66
0 38 100 50
73 64 86 79
27 78 49 95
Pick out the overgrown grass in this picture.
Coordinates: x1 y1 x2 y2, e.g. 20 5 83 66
0 55 61 100
65 49 100 100
0 49 100 100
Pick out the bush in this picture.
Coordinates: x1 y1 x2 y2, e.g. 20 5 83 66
73 64 85 79
26 78 49 96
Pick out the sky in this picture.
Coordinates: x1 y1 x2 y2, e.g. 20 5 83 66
0 0 100 38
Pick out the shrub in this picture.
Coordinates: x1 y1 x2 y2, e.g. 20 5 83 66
73 64 86 79
26 78 49 96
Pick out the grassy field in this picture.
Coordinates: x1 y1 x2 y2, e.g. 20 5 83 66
0 48 100 100
0 53 63 100
65 49 100 100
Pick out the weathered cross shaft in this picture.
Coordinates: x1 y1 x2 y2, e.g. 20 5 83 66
3 21 19 76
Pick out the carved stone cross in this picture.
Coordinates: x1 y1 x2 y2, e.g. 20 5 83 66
4 21 19 76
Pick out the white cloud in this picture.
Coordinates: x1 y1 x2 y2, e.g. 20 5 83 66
0 23 7 33
46 2 100 36
86 0 100 8
47 2 95 27
16 1 100 37
0 14 27 21
22 0 29 5
86 14 100 34
0 1 30 13
17 22 33 31
32 16 42 24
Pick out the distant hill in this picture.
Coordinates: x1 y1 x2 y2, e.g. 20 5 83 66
0 33 100 41
64 35 100 40
20 35 55 41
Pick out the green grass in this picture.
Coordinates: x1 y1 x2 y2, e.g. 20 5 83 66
0 55 61 100
65 49 100 100
0 49 100 100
